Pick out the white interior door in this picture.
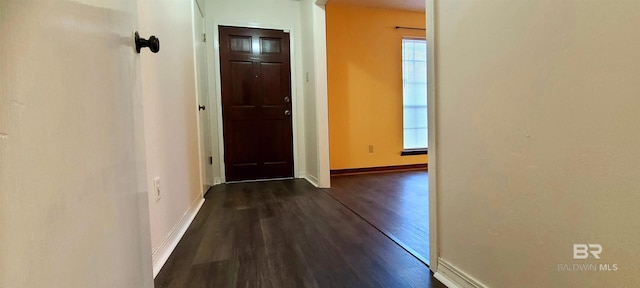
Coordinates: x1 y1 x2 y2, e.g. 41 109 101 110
0 1 153 287
194 0 214 189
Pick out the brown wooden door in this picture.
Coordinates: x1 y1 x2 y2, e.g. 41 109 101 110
219 26 294 181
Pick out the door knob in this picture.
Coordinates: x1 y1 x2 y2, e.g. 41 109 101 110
199 105 206 111
284 96 290 103
135 31 160 53
284 110 291 116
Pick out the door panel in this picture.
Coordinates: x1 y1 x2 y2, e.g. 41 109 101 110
219 26 293 181
260 38 282 54
0 1 153 287
230 36 252 53
260 63 286 105
194 2 213 188
229 120 259 164
262 121 290 160
229 61 256 106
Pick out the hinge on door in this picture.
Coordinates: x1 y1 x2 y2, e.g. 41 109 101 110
203 33 207 42
209 156 213 165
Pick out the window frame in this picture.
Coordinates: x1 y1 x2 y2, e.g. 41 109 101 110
401 37 428 155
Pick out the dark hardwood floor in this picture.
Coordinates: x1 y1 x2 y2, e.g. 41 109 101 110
155 179 443 288
325 170 430 264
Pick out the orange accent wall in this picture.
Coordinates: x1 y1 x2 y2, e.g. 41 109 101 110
327 4 428 170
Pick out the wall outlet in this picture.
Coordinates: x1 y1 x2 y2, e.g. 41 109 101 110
153 177 161 202
368 145 374 153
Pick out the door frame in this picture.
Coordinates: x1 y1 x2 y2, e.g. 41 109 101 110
211 21 304 183
426 0 439 273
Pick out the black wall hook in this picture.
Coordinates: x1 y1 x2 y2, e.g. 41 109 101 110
135 31 160 53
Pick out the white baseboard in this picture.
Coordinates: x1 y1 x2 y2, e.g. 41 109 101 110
151 197 205 278
434 272 463 288
213 177 222 185
304 174 319 187
435 258 488 288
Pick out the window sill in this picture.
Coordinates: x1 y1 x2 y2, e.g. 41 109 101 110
401 148 428 156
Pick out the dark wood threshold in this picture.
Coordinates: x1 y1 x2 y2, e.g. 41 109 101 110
401 148 428 156
331 163 428 176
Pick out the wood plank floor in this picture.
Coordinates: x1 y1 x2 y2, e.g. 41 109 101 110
325 170 430 264
155 179 444 288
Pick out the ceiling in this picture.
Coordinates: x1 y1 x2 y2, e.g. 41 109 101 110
327 0 425 12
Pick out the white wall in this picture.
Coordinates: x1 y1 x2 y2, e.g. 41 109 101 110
137 0 204 276
206 0 317 183
1 1 153 287
431 0 640 287
196 0 206 14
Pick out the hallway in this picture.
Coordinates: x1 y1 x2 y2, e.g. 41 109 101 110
155 179 443 287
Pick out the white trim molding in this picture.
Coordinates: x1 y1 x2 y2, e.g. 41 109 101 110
312 2 331 188
152 198 205 278
426 0 439 271
434 258 488 288
304 174 320 187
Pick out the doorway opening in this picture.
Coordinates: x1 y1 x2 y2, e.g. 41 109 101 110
323 2 430 266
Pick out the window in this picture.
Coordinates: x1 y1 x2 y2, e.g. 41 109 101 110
402 38 428 152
